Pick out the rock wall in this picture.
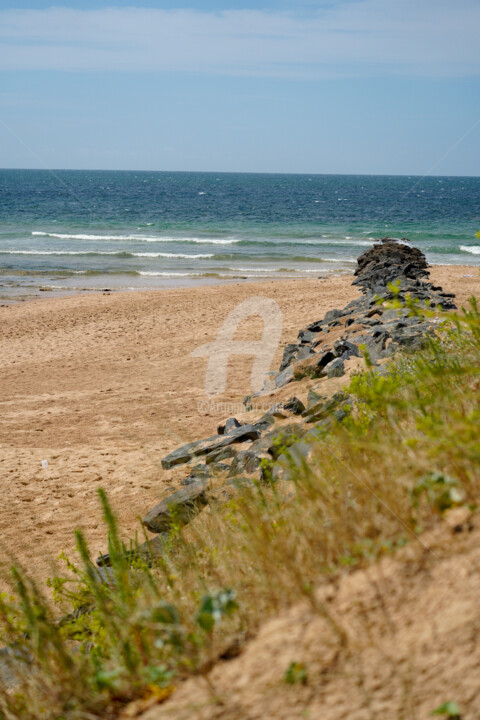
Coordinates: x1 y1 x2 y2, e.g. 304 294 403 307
97 239 457 568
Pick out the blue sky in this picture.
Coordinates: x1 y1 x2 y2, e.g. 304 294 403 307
1 0 479 174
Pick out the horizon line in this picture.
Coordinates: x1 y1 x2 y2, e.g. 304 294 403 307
1 167 479 179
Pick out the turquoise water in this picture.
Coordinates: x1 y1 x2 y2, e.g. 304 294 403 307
1 170 479 299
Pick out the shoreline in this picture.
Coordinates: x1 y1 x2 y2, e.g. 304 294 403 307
0 262 478 307
0 267 357 306
0 267 479 581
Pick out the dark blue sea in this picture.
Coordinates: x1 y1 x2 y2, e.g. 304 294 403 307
1 170 479 300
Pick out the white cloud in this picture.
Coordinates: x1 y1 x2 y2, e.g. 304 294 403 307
0 1 479 77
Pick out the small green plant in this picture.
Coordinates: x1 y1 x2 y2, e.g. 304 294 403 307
284 661 308 685
196 589 238 633
410 473 465 513
431 700 461 718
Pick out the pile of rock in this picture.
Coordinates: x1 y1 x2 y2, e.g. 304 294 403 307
265 239 455 388
97 239 457 569
353 237 429 291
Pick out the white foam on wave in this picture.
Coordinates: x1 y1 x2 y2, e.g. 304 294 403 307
133 252 213 259
0 250 103 256
32 232 143 241
32 231 238 245
138 271 205 277
2 249 214 259
460 245 480 255
297 238 373 247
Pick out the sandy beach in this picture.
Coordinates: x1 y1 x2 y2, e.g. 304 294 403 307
0 266 479 581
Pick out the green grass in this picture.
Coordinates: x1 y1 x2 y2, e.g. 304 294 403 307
0 299 479 718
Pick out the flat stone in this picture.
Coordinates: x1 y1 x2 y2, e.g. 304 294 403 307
96 533 169 568
323 308 344 323
161 424 261 468
143 480 209 533
298 329 319 345
205 445 238 464
274 366 294 389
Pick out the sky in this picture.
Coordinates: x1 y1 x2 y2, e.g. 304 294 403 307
1 0 479 175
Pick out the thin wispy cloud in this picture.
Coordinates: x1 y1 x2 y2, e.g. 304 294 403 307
0 0 479 77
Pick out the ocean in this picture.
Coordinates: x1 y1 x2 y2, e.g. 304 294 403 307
1 169 479 301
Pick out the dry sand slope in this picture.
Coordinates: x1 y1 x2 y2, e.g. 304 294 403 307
0 267 478 580
141 509 480 720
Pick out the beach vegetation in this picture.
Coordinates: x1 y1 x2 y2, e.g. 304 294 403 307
0 300 479 717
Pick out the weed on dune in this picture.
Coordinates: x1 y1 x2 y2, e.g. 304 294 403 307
0 300 479 718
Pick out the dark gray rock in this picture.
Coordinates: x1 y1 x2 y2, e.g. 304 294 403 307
356 328 391 363
325 357 345 378
162 424 261 469
306 388 326 410
205 445 238 465
270 407 289 419
323 308 344 324
218 417 243 435
353 240 429 291
296 345 315 362
267 424 306 459
274 366 294 389
96 533 170 568
143 480 209 533
403 316 423 327
314 350 336 371
298 329 319 345
303 392 349 424
306 319 324 332
282 397 306 415
189 464 211 479
254 413 276 432
333 339 360 359
279 343 299 371
228 449 269 476
243 394 253 410
390 331 428 351
381 308 409 322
